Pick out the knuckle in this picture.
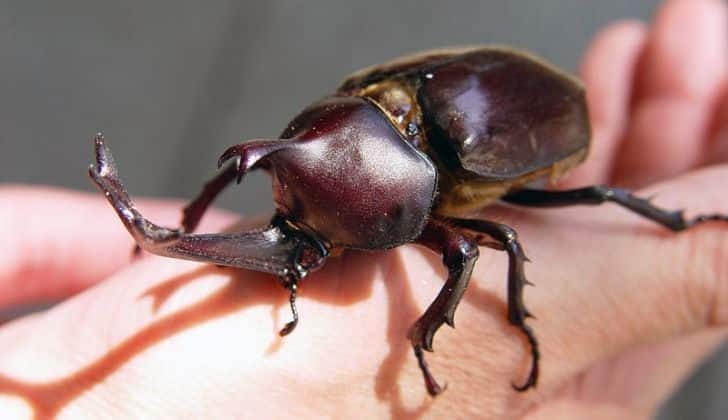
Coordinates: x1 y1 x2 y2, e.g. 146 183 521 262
677 226 728 327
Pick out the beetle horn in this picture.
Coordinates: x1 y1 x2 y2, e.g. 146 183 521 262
217 139 293 183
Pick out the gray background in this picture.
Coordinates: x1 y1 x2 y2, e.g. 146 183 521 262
0 1 725 418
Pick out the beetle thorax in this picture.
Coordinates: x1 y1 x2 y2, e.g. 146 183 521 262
269 96 437 250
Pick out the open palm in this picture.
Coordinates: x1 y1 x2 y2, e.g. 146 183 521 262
0 0 726 419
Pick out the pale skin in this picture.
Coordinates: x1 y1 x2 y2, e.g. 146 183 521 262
1 0 727 418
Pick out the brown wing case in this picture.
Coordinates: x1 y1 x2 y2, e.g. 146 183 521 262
417 48 590 180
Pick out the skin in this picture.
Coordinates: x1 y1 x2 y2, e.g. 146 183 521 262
0 0 726 418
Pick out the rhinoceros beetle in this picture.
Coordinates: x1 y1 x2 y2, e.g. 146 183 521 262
89 47 728 396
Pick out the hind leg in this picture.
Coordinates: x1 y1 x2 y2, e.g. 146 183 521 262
503 186 728 230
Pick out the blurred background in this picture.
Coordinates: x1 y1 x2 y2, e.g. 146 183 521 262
0 0 725 417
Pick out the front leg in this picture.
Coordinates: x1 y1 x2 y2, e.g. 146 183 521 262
180 161 238 234
181 138 292 233
409 217 479 395
89 136 327 335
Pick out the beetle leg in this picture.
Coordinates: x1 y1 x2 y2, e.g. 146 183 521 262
180 138 294 234
446 217 539 392
503 186 728 230
90 136 327 334
410 217 479 396
180 161 238 233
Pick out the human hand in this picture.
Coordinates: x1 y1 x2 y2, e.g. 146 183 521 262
0 0 727 418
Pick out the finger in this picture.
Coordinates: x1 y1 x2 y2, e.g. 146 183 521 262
526 402 645 420
519 166 728 392
614 0 728 187
526 329 727 419
635 0 727 102
0 186 236 308
566 328 727 417
560 21 647 188
706 83 728 164
0 245 402 418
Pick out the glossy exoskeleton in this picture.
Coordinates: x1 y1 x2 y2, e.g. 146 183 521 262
89 47 728 396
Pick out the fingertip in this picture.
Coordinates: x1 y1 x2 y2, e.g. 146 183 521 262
562 20 647 187
706 81 728 163
610 0 727 188
637 0 727 102
613 98 708 187
580 19 648 129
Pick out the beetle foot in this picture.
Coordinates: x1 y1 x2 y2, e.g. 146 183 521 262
510 323 539 391
413 345 446 396
278 279 299 336
685 212 728 228
406 298 448 395
409 321 448 396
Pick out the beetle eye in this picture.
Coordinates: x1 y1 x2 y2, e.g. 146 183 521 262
406 122 419 136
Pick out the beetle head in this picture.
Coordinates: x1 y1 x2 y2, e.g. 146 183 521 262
224 96 437 250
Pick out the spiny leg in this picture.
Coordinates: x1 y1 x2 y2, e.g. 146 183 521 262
90 136 327 333
181 161 238 233
448 217 539 391
503 186 728 231
174 136 290 234
409 217 479 396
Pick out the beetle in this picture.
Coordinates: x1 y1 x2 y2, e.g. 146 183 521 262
89 46 728 396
